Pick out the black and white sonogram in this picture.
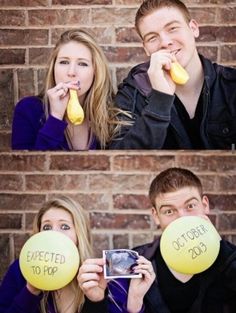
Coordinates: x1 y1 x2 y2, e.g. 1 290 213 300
103 249 142 279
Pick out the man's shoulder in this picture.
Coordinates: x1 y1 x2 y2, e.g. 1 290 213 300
220 239 236 254
122 61 149 81
119 61 151 96
201 54 236 82
130 61 150 74
133 238 160 259
220 64 236 81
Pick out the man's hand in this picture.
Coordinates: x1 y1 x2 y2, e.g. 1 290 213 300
148 49 176 95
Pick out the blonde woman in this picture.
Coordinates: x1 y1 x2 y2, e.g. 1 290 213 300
12 29 128 150
0 196 107 313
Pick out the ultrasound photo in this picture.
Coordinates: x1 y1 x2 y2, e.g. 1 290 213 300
103 249 142 279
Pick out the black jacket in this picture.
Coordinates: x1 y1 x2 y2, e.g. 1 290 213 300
109 55 236 149
134 239 236 313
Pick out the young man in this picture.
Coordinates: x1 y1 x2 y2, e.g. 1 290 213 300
109 0 236 149
78 167 236 313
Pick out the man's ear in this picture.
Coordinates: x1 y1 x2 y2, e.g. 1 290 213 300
151 206 160 224
189 19 200 38
202 195 210 215
143 42 151 57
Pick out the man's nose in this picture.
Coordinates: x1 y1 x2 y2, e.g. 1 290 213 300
177 208 187 217
159 33 173 49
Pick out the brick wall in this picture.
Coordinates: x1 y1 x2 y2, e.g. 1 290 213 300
0 150 236 280
0 0 236 149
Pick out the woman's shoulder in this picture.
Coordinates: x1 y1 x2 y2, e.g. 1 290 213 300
6 259 22 278
15 96 44 113
1 259 25 286
13 96 45 125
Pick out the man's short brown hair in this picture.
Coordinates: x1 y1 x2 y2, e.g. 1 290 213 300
149 167 203 208
135 0 191 38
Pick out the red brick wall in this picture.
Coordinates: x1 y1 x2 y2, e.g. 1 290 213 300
0 150 236 280
0 0 236 149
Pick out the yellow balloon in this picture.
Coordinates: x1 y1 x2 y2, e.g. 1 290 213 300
67 89 84 125
160 216 221 274
170 61 189 85
19 231 80 290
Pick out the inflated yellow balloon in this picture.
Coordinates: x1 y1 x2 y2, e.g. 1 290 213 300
170 61 189 85
19 231 80 290
160 216 221 274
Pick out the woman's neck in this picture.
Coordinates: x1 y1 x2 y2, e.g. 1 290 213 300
54 284 76 313
66 118 92 150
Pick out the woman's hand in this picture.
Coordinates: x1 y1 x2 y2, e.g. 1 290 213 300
127 256 156 313
77 258 107 302
47 81 80 120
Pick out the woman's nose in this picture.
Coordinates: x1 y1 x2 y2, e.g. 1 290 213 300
67 64 77 77
51 226 60 232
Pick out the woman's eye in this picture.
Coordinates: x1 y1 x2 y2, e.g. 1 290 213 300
61 224 70 230
78 62 88 66
59 60 69 64
42 224 52 231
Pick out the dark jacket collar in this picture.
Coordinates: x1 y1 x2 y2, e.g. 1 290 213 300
134 237 160 260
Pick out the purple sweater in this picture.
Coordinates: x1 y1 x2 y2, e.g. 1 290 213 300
0 260 108 313
0 259 144 313
108 279 145 313
11 96 98 150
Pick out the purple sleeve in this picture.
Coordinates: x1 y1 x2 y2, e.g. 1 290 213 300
12 97 68 150
108 279 145 313
35 114 68 150
0 260 42 313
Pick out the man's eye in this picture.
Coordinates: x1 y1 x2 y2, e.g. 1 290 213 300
42 224 52 231
169 26 179 32
61 224 70 230
163 209 173 216
187 203 197 210
147 36 157 43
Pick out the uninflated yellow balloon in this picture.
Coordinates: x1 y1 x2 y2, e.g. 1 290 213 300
160 216 221 274
19 231 80 290
67 89 84 125
170 61 189 85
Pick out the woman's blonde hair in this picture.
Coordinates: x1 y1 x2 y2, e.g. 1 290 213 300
32 195 92 312
42 28 129 148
